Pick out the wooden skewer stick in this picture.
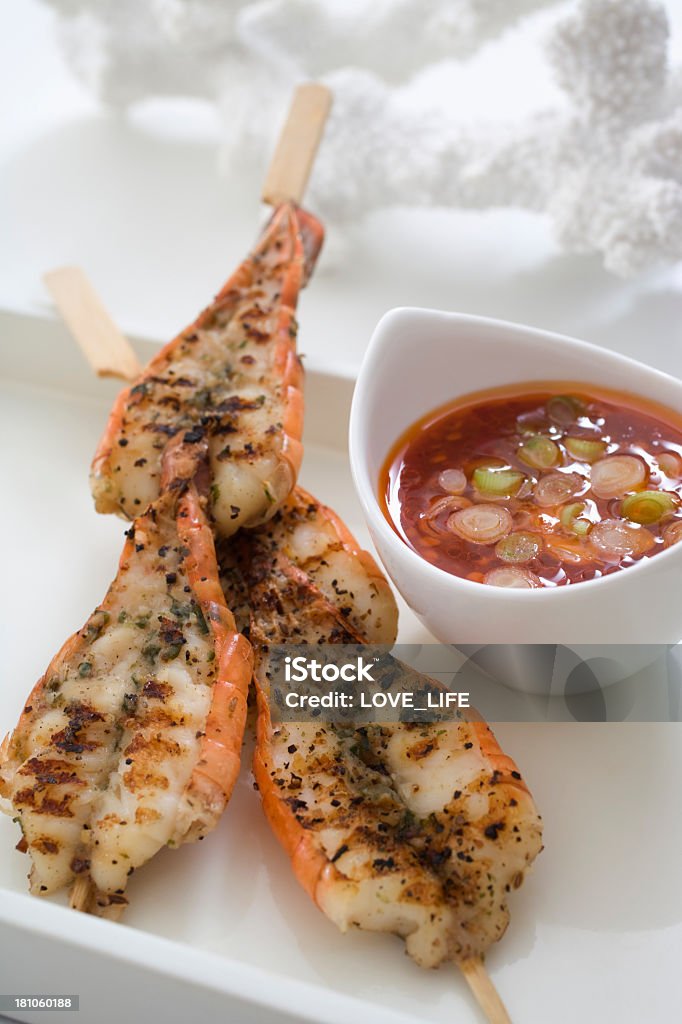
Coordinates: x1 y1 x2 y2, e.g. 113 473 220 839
262 82 332 206
69 875 94 914
460 957 513 1024
47 85 331 380
99 900 126 923
70 875 126 921
44 266 142 381
47 82 332 922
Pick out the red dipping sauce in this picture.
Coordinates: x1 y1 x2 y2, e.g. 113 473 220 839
381 382 682 589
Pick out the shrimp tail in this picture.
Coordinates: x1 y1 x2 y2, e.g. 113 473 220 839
91 203 323 535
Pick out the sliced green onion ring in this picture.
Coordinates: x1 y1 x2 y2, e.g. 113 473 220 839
472 466 525 497
438 468 467 494
663 520 682 547
534 471 585 507
588 519 655 558
516 412 547 436
590 455 647 499
560 502 592 536
518 435 560 469
419 495 472 539
621 490 678 525
547 395 584 426
448 504 513 545
564 437 607 463
484 566 541 589
658 452 682 478
495 531 541 564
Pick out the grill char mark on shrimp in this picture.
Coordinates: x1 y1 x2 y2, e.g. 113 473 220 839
91 203 324 537
1 438 252 912
218 496 542 967
217 487 398 643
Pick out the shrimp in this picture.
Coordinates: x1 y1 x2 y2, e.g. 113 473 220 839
222 506 542 968
0 437 252 914
91 202 324 537
217 487 398 643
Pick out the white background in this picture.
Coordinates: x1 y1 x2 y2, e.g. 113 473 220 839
2 0 682 377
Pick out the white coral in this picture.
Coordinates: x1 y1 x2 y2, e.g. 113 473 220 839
41 0 682 275
549 0 669 126
237 0 551 80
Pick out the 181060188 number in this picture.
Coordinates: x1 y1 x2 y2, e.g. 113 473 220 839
0 995 79 1011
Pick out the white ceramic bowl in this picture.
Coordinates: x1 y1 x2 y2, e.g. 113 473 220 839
350 308 682 657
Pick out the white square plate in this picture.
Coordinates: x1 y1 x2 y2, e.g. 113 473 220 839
0 311 679 1024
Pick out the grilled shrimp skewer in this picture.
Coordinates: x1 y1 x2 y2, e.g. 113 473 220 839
0 438 252 915
218 487 399 643
91 202 324 536
218 496 540 1018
